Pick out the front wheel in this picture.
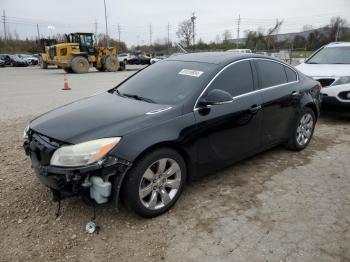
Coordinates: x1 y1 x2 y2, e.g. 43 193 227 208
104 56 119 72
71 56 89 73
123 148 186 218
286 107 316 151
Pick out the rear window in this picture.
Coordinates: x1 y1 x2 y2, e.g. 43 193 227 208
256 60 287 88
116 61 216 105
284 66 298 82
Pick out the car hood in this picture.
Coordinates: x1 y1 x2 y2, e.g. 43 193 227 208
296 63 350 77
30 92 181 144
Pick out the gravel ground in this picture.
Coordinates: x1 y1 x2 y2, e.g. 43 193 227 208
0 67 350 262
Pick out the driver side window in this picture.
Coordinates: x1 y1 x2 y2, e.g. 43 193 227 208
207 60 254 97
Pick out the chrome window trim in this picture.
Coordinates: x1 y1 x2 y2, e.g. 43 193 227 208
193 57 299 110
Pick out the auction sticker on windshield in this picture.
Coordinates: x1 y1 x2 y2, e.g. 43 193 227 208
178 69 204 78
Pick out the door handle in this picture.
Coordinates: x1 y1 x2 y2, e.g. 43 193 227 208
291 91 300 96
249 104 262 114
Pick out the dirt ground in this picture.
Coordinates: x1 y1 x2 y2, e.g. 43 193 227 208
0 111 349 262
0 67 350 262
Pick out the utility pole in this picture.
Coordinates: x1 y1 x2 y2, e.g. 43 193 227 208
117 24 121 42
191 12 197 45
94 19 98 44
36 24 40 40
167 23 170 54
237 14 241 39
103 0 109 47
335 22 340 41
236 14 241 47
2 10 6 40
149 24 153 46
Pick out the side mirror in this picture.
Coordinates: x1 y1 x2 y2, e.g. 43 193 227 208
199 89 233 107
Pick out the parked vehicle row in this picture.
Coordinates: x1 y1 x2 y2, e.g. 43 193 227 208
0 54 38 67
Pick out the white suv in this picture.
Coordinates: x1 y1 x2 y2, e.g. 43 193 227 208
296 42 350 109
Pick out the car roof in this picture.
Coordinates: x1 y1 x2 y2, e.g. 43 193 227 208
165 52 281 66
325 42 350 48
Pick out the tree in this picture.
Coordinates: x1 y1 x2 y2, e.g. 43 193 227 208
222 30 232 43
329 16 347 41
302 25 314 32
293 35 307 49
176 19 194 47
265 19 283 50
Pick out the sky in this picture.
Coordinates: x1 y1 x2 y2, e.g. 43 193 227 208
0 0 349 46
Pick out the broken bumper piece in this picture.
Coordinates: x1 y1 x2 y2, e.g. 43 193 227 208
29 151 131 204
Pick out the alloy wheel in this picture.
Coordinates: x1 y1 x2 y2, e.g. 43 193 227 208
296 113 314 146
139 158 182 210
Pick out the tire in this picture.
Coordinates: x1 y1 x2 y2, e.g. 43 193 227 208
123 148 187 218
40 58 48 69
118 61 126 71
285 107 316 151
63 68 74 73
71 56 89 73
104 56 119 72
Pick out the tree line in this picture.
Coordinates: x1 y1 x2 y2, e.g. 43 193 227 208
0 16 348 55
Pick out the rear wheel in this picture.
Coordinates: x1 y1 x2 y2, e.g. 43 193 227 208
71 56 89 73
286 107 316 151
104 56 119 72
123 148 186 218
118 61 126 71
40 58 48 69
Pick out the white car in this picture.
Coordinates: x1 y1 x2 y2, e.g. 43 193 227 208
150 55 167 64
117 53 131 63
226 49 252 53
296 42 350 109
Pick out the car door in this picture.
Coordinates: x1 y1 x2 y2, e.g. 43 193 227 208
194 60 263 169
253 59 300 146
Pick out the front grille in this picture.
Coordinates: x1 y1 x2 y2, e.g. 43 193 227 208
29 131 61 165
316 78 335 87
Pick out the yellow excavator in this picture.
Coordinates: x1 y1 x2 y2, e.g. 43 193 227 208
39 32 125 73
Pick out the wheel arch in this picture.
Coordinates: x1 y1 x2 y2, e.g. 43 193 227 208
130 141 194 182
304 102 319 120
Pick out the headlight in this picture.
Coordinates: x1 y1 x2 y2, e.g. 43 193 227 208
23 125 29 140
50 137 121 167
333 76 350 86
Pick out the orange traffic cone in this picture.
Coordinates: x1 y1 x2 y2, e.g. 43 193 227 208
62 74 71 90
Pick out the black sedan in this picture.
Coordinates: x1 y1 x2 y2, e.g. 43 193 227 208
23 52 321 217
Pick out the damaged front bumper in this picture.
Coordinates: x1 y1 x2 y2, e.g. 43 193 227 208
23 132 132 207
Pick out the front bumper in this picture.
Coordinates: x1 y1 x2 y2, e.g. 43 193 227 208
321 83 350 108
23 131 131 204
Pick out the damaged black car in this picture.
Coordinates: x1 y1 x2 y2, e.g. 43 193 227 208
24 52 321 218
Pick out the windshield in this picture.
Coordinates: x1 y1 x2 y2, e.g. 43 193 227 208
115 61 216 105
307 46 350 64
